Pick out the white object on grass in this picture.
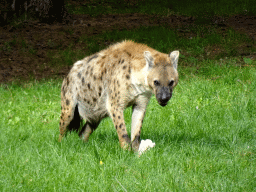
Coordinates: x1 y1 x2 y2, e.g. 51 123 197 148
138 139 155 155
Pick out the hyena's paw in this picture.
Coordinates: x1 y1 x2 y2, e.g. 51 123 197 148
58 135 63 142
138 139 155 155
120 141 132 151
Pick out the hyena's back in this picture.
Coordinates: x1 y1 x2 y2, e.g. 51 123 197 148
61 41 158 121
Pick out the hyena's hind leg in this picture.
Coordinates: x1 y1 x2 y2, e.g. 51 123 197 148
58 100 81 142
79 121 99 142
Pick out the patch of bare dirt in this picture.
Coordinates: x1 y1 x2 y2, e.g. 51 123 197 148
0 12 255 84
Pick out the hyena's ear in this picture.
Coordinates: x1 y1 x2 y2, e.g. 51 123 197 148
144 51 154 71
169 51 179 70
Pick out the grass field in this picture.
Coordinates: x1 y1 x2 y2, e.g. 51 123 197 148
1 58 255 191
1 0 256 191
49 25 256 69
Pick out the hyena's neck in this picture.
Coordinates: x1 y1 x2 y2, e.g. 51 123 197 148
130 67 152 97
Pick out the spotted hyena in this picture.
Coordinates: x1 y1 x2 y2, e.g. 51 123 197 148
59 40 179 152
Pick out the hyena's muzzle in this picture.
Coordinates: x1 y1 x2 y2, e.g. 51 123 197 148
156 87 172 107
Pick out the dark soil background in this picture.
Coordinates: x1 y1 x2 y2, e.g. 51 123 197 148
0 9 256 83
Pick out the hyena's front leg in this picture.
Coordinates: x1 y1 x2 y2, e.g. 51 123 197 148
131 95 151 152
131 105 146 152
109 107 131 149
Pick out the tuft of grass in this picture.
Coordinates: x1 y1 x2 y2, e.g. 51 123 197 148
0 59 255 191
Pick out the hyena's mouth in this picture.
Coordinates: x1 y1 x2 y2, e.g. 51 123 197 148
156 98 170 107
156 94 172 107
156 87 172 107
159 101 168 107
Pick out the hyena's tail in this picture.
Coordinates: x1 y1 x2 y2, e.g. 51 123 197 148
68 105 82 132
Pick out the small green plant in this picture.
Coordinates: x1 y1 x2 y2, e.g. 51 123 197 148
1 38 18 52
2 41 12 52
243 57 254 65
29 48 36 55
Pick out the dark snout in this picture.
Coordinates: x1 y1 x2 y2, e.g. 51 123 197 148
156 87 172 107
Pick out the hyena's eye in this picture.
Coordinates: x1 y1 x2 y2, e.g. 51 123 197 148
154 80 160 86
168 80 174 87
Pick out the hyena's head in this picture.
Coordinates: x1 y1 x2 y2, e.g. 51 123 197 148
145 50 179 107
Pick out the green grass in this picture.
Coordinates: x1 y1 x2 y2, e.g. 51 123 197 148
1 1 256 190
66 0 256 16
48 25 255 68
1 59 255 191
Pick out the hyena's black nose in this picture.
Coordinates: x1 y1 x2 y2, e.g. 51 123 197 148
160 92 171 103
